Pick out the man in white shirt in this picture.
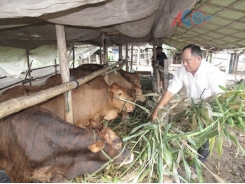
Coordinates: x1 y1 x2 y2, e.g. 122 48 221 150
151 44 226 163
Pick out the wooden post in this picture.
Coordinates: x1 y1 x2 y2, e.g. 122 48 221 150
228 53 234 74
233 53 238 71
130 45 133 71
88 55 91 63
102 33 108 65
0 61 126 119
125 43 129 71
54 59 58 74
99 46 102 64
72 45 75 68
205 50 209 62
226 53 231 74
153 41 156 62
163 59 168 92
96 54 99 64
209 52 212 63
152 39 160 94
164 58 170 123
119 45 123 61
26 50 32 86
55 24 73 124
137 47 140 69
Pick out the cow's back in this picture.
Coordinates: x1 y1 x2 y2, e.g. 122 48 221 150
77 64 103 71
0 85 49 103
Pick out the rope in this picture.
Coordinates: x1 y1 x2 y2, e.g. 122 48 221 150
92 130 126 162
108 60 117 74
65 76 79 113
70 76 79 89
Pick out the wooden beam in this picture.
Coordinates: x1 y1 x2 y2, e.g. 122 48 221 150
0 61 126 119
125 43 129 71
55 24 73 124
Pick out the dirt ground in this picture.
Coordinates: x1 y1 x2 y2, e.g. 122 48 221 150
141 75 245 183
202 132 245 183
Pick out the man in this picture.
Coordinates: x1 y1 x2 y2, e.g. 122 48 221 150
152 46 168 67
151 44 226 163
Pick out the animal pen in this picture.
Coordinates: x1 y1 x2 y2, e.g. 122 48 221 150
0 0 245 183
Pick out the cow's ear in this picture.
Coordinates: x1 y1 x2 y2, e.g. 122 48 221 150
108 91 114 102
88 140 105 153
103 74 109 84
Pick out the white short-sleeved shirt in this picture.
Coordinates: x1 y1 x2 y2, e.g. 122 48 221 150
168 61 226 102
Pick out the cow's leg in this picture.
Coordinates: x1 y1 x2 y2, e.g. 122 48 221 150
51 173 71 183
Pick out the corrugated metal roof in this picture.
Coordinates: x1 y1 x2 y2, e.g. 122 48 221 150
164 0 245 50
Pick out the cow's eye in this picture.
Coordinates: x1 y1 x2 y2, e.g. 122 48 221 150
118 93 122 96
116 143 122 150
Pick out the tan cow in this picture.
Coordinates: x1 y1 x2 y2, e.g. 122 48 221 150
0 78 135 128
45 67 145 102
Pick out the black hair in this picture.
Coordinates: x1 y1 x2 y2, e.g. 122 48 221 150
182 44 202 58
156 46 162 50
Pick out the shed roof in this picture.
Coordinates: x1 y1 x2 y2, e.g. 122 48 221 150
0 0 244 50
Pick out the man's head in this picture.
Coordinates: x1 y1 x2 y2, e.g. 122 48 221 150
156 46 162 55
181 44 202 75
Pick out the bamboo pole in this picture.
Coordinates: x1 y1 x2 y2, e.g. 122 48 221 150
0 61 126 120
56 24 73 124
130 45 133 71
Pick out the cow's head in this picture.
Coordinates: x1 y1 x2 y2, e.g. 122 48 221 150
130 76 141 88
133 84 146 102
88 127 134 165
107 83 135 112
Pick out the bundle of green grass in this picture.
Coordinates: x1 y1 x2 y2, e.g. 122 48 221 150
75 81 245 183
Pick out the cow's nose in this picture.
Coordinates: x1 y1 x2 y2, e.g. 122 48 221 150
125 153 134 165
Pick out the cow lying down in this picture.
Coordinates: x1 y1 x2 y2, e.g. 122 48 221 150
0 107 134 183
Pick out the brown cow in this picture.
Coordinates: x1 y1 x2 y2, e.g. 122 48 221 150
118 69 141 88
0 79 135 128
77 63 104 70
0 107 134 182
0 85 49 102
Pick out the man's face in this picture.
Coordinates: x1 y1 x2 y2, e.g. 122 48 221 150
156 48 162 55
181 48 201 75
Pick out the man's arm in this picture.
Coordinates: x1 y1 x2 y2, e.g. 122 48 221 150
151 90 174 121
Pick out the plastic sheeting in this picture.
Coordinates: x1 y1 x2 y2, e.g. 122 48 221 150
29 45 57 64
0 0 197 50
0 46 27 77
0 45 57 77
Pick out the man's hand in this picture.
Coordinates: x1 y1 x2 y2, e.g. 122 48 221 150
151 106 163 122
